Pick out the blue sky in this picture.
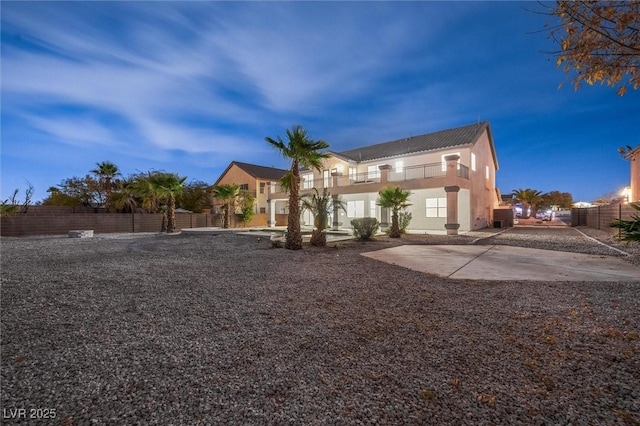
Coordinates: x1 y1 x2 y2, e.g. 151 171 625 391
2 1 638 203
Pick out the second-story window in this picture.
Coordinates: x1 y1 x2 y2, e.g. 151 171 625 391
323 170 330 188
367 165 379 180
302 173 314 189
349 167 357 182
259 182 265 194
239 184 249 191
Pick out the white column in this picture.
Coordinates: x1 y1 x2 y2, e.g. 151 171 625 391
268 199 276 228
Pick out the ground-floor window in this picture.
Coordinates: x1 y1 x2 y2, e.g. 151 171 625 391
260 207 266 214
347 200 365 218
426 197 447 218
370 200 377 218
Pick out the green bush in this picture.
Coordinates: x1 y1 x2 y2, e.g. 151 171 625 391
610 202 640 244
351 218 380 241
384 211 412 235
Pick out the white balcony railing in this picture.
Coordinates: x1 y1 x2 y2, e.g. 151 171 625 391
270 162 468 195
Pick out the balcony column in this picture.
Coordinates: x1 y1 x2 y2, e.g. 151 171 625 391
443 154 461 235
444 186 460 235
378 164 392 184
267 199 276 228
332 194 342 231
444 154 460 181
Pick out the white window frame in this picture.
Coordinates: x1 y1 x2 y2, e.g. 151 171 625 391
426 198 447 218
302 173 314 190
471 153 476 172
395 161 404 173
347 200 365 218
485 165 490 180
367 165 380 180
323 170 330 188
370 200 377 218
349 167 357 182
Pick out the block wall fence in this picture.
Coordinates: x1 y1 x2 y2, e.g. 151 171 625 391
0 207 289 237
571 204 637 236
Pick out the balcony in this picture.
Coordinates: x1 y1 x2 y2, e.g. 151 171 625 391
269 162 469 197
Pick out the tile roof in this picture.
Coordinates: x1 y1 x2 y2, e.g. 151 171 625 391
229 161 288 181
334 121 490 162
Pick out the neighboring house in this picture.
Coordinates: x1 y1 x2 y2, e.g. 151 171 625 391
213 161 288 225
623 146 640 202
266 121 500 234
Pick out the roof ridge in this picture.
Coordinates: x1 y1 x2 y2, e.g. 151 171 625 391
335 121 489 162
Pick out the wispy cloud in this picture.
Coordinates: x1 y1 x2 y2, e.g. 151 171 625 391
1 1 637 202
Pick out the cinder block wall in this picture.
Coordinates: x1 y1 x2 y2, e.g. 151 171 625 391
571 204 637 235
0 212 291 237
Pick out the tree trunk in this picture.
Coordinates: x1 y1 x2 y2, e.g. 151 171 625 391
389 210 401 238
310 229 326 246
167 194 176 233
286 162 303 250
225 202 231 228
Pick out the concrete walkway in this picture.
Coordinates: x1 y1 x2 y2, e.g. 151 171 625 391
361 245 640 281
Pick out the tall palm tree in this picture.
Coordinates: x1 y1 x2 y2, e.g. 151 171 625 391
266 125 330 250
212 183 240 228
377 186 411 238
301 188 346 246
90 161 120 211
147 172 187 233
512 188 543 219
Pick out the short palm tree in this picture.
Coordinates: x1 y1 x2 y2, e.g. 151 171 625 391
212 184 240 228
378 186 411 238
266 125 330 250
147 172 187 233
110 179 138 213
512 188 543 219
90 161 120 211
301 188 346 246
610 202 640 244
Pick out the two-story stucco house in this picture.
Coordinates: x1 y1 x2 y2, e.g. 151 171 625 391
265 121 500 234
213 161 287 224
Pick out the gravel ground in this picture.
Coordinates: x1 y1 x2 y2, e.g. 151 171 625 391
1 228 639 425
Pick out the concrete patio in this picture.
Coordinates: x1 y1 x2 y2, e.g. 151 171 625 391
361 244 640 281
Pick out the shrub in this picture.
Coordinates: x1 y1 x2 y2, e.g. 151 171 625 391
385 211 412 235
610 202 640 244
351 218 380 241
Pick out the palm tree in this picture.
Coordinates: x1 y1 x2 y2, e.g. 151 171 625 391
110 179 139 213
147 172 187 233
90 161 120 211
512 188 543 219
377 186 411 238
212 184 240 228
301 188 346 246
266 125 330 250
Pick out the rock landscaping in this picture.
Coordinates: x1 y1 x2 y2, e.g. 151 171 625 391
1 228 638 424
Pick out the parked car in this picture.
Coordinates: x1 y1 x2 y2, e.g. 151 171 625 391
535 210 552 221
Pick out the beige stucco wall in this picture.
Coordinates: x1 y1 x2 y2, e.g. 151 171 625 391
214 164 272 213
467 129 499 228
